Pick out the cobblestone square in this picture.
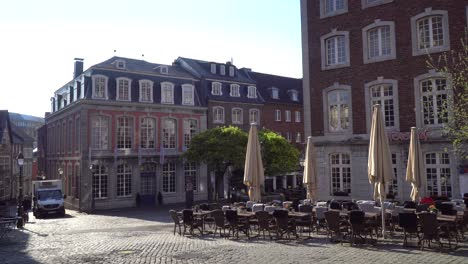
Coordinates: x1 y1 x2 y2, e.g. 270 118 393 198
1 207 467 264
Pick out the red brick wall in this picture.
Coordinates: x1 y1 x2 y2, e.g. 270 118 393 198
262 103 304 148
305 0 467 136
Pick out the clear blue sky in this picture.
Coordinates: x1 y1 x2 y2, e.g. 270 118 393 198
0 0 302 117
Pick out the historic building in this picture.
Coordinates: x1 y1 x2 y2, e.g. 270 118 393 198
41 57 208 211
301 0 467 201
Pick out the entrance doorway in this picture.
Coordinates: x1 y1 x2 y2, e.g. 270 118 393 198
140 162 157 206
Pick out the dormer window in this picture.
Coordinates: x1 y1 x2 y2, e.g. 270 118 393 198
160 66 168 74
220 65 226 75
115 60 126 69
290 90 299 101
247 86 257 99
229 66 235 77
230 84 240 97
92 75 108 99
212 82 222 95
116 77 131 101
210 63 216 74
271 88 279 99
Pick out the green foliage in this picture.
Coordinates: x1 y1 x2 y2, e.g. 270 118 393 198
259 129 300 176
427 29 468 161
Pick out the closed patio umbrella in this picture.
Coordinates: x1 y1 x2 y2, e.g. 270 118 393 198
368 104 393 239
243 123 265 202
406 127 424 202
303 136 317 201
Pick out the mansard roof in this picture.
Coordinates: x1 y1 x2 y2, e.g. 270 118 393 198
248 71 302 105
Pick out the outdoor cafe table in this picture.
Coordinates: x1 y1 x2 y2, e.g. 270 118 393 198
178 210 213 235
238 211 310 219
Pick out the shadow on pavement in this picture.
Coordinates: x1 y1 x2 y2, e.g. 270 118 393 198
0 226 41 264
91 203 187 224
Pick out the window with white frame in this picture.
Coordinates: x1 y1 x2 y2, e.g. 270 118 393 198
321 30 350 70
249 109 259 124
229 66 235 77
116 78 131 101
139 80 153 102
362 21 396 64
211 82 222 95
92 75 107 99
115 60 126 69
90 115 109 150
330 153 351 194
184 162 198 191
285 110 291 122
275 109 281 121
272 88 279 99
211 64 216 74
425 152 452 197
247 86 257 98
320 0 348 18
420 77 449 126
163 119 176 149
295 111 301 122
370 84 396 127
140 117 156 149
361 0 393 9
230 84 240 97
117 116 133 149
232 108 243 124
289 90 299 101
325 86 351 133
163 162 176 193
117 163 132 197
295 132 301 143
220 65 226 75
387 153 399 197
161 82 174 104
92 164 108 199
411 9 450 56
183 119 198 149
75 117 80 152
213 107 224 123
286 132 291 142
182 84 194 105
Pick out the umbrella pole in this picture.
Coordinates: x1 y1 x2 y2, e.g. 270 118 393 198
381 195 385 240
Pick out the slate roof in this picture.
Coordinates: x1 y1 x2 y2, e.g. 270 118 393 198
247 71 302 105
9 112 44 123
0 110 12 144
10 123 34 145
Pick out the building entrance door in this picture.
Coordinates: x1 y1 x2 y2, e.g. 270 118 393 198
140 162 157 206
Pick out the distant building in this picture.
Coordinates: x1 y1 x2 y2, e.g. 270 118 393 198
9 112 44 149
301 0 467 201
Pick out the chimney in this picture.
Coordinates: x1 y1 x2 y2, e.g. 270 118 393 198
74 58 84 79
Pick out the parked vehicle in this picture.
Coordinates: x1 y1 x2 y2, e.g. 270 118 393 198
32 180 66 218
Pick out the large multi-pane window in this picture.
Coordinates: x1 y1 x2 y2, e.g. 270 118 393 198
330 153 351 194
161 82 174 104
387 153 399 197
367 26 391 59
321 0 346 16
232 108 243 124
212 82 222 95
275 110 281 121
140 117 156 149
213 107 224 123
116 78 131 101
117 163 132 197
425 152 452 197
272 88 279 99
328 90 349 132
249 109 259 124
417 16 445 50
183 119 198 149
117 116 133 149
182 84 194 105
285 110 291 122
162 162 176 193
139 80 153 102
92 75 107 99
92 164 108 199
163 119 176 149
370 84 395 128
230 84 240 97
326 36 346 66
295 111 301 122
184 162 198 191
91 116 109 150
420 78 448 126
247 86 257 98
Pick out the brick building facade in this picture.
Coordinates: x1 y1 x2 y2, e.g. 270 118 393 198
301 0 467 201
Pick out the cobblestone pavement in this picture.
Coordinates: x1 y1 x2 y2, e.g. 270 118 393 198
1 207 467 264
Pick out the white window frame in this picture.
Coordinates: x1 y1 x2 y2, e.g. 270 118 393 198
286 132 291 142
140 117 156 149
213 106 225 124
161 82 174 104
386 152 399 198
181 84 195 106
116 77 131 101
320 30 350 70
330 153 351 195
90 115 109 150
272 88 279 99
289 90 299 101
232 108 243 124
425 152 452 197
92 75 108 99
249 109 260 125
162 118 177 149
320 0 348 19
116 163 132 197
229 66 235 77
230 84 240 97
410 8 450 56
362 20 396 64
116 116 133 149
364 77 399 131
162 162 176 193
183 119 198 149
285 110 291 122
275 109 281 121
211 82 222 96
220 65 226 75
184 162 198 192
115 60 126 69
92 164 108 199
414 70 452 129
323 83 353 135
139 79 153 103
361 0 393 9
210 64 216 74
247 86 257 99
295 132 301 143
295 111 301 123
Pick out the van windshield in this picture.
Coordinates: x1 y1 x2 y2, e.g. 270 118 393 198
38 190 62 201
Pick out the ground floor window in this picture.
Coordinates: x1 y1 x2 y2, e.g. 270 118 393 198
117 163 132 197
330 153 351 194
92 164 108 199
163 162 176 193
387 153 399 198
184 162 197 191
425 152 452 197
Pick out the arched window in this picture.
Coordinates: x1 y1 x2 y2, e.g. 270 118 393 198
140 117 156 149
213 107 224 124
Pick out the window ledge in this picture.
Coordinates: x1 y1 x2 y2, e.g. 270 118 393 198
412 46 450 57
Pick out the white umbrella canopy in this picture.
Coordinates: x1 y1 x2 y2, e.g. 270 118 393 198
406 127 425 202
368 104 393 238
243 123 265 202
303 136 318 201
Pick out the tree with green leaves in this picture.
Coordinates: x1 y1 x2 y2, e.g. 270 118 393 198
259 129 300 177
427 29 468 161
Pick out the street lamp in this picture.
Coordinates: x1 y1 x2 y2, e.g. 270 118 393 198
16 152 24 228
